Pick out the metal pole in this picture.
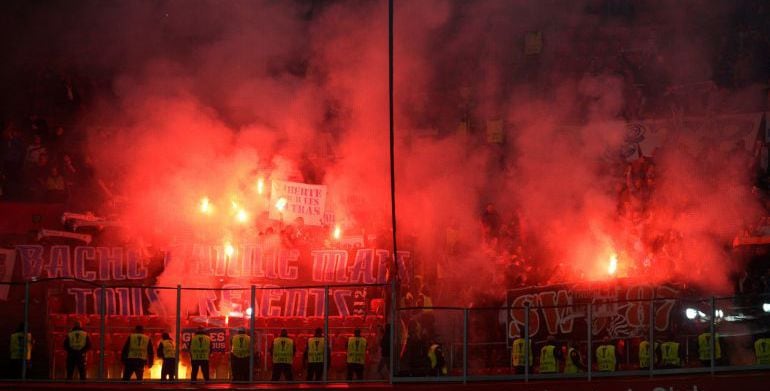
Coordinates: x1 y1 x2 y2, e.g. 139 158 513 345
175 285 181 381
524 302 530 382
648 294 655 377
462 309 468 384
387 0 399 384
587 303 592 381
22 281 30 381
389 276 397 383
99 284 106 380
710 296 716 375
249 285 256 382
323 286 329 382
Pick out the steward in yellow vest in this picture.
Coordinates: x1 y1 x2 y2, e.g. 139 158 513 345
427 337 447 376
596 337 617 372
190 327 211 381
754 337 770 365
9 323 33 379
230 328 251 381
538 336 560 374
511 335 533 372
303 328 327 381
563 342 585 374
156 332 176 381
697 332 722 366
638 340 658 369
271 329 295 381
64 322 91 380
346 328 367 380
121 325 153 381
660 341 681 368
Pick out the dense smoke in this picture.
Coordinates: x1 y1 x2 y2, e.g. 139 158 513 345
3 0 766 305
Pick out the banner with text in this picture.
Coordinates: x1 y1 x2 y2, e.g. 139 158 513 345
269 180 327 226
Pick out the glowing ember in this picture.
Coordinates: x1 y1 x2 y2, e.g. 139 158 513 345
607 253 618 276
199 197 212 215
224 242 235 257
256 177 265 195
333 225 341 240
235 208 249 223
275 197 288 212
150 361 188 379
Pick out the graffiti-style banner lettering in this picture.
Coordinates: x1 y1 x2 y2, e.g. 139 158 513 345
8 244 409 317
507 283 684 342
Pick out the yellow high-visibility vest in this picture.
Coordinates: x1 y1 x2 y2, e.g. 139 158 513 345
127 334 149 360
272 337 294 364
347 337 367 364
231 334 251 358
596 344 616 372
161 340 176 359
511 338 533 367
67 330 88 351
660 341 680 367
698 333 721 361
190 334 211 361
539 345 557 373
9 332 32 360
307 337 325 363
427 344 447 375
754 338 770 365
639 340 658 368
564 347 579 374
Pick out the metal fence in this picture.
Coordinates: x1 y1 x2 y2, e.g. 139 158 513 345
2 278 769 383
1 278 389 383
391 293 770 383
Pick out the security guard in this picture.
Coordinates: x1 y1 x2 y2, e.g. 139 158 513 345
563 340 585 374
638 339 658 370
271 329 295 381
538 335 560 374
660 340 682 368
427 336 447 376
189 327 211 382
346 328 367 380
156 332 176 381
697 332 722 367
64 321 91 380
121 325 153 380
230 327 251 381
511 332 533 373
754 335 770 365
9 323 33 379
304 327 327 381
596 336 617 372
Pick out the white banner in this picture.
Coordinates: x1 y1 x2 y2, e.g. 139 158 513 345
0 248 16 300
269 180 327 226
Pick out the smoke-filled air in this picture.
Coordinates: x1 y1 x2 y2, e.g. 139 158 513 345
5 0 767 304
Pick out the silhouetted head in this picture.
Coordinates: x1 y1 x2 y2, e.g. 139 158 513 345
280 329 288 337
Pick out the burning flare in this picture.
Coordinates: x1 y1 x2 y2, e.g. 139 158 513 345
607 253 618 276
275 197 288 212
224 241 235 258
235 208 249 223
256 177 265 195
199 197 212 215
333 224 341 240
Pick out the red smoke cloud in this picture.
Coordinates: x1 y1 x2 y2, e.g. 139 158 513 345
8 0 759 303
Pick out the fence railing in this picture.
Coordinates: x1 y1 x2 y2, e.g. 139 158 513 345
2 278 769 383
